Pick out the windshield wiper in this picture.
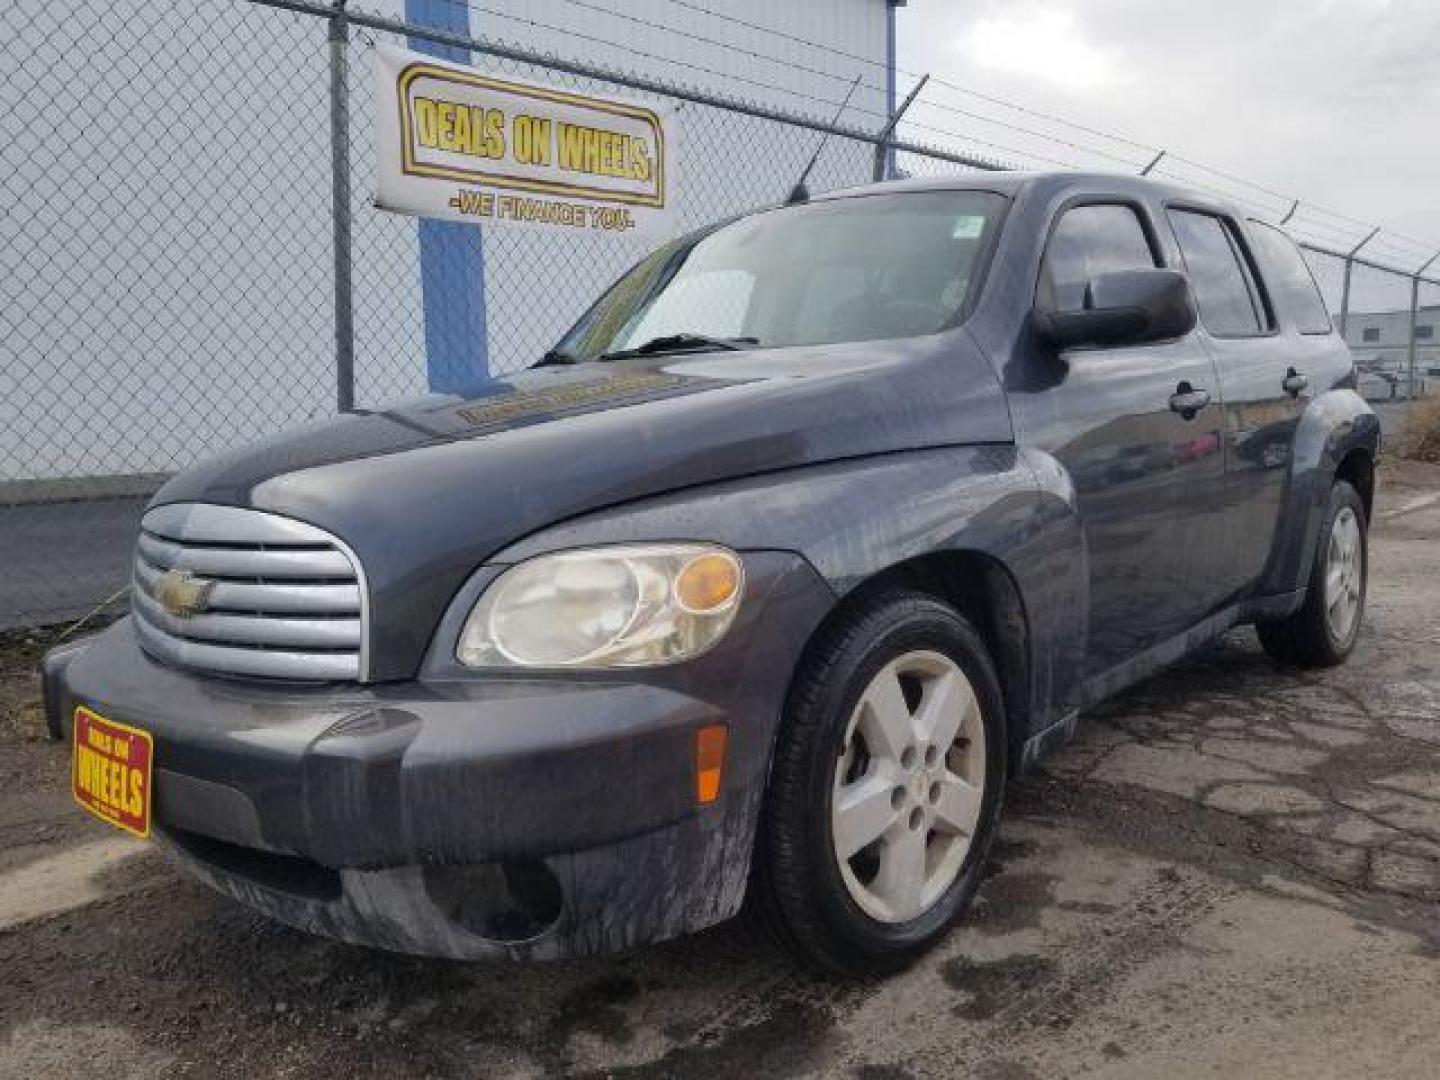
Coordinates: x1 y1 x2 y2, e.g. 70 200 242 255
600 333 759 361
533 347 581 368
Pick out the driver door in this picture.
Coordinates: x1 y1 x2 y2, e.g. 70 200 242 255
1009 201 1228 679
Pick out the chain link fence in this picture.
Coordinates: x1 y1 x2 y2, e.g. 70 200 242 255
1 0 1436 630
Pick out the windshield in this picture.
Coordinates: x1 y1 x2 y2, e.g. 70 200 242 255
553 190 1006 362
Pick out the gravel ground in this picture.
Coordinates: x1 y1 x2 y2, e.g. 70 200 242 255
2 461 1439 1080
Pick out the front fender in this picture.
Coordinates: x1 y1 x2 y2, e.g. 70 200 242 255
487 445 1088 741
1261 388 1381 596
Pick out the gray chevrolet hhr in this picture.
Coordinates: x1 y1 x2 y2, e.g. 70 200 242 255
47 172 1378 975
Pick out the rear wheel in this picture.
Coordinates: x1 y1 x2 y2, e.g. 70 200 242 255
1256 479 1367 667
751 591 1006 976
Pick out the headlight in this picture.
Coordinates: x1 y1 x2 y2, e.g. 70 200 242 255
457 544 744 669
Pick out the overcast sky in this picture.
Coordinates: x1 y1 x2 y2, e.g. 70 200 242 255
896 0 1440 268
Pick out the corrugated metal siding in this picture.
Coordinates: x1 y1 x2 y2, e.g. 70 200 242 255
461 0 891 120
1 0 894 479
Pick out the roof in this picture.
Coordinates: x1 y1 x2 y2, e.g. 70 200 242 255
814 170 1244 215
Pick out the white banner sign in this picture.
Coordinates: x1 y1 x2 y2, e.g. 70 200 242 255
375 45 677 237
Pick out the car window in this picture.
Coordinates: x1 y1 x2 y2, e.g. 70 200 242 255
1168 210 1268 337
1038 204 1158 312
792 265 871 344
557 190 1006 360
625 270 755 343
1247 221 1333 334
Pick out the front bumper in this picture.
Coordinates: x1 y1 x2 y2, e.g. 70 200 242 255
45 551 834 959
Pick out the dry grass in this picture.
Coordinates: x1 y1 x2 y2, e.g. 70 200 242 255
1398 394 1440 463
0 628 57 743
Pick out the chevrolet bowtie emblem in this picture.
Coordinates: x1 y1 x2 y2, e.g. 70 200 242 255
152 570 214 619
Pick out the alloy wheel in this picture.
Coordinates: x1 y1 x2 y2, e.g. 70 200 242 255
831 650 986 924
1325 506 1364 644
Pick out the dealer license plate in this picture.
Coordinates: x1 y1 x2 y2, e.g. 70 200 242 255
72 705 153 839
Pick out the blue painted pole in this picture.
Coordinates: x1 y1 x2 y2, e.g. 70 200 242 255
406 0 490 394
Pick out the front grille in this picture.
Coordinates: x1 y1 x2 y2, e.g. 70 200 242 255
132 503 367 681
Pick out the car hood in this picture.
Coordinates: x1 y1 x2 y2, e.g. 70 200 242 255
152 334 1010 678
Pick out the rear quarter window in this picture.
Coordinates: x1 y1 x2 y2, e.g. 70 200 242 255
1167 209 1270 338
1247 221 1334 335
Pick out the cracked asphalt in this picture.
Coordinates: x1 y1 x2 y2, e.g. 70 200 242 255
2 460 1438 1079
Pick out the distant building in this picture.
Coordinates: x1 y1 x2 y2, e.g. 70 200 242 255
1342 306 1440 398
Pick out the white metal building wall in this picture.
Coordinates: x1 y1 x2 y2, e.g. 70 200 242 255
467 0 890 114
0 0 895 481
1344 306 1440 376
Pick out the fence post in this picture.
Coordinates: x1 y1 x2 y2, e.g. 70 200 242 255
328 0 356 413
871 73 928 183
1338 226 1380 340
1409 252 1440 401
1408 274 1421 402
1338 261 1353 340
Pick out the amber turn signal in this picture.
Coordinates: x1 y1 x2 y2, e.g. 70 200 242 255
694 724 728 804
674 553 741 613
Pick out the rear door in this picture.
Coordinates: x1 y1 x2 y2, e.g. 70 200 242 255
1166 210 1309 601
1012 200 1227 678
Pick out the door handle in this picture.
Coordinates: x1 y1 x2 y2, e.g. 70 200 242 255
1283 367 1308 396
1169 381 1211 420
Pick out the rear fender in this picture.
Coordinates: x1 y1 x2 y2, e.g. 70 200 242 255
1260 388 1380 598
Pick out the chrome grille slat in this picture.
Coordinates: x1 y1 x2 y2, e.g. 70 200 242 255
132 503 367 682
134 615 360 682
137 533 354 580
132 589 362 649
134 560 361 615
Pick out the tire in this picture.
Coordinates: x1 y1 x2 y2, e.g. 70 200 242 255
750 590 1007 977
1256 479 1368 668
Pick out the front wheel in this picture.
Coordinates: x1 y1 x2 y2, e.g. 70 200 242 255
1256 479 1368 667
751 591 1006 976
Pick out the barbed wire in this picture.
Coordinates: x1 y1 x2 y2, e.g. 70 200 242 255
659 0 1157 153
404 0 886 120
904 98 1145 170
899 118 1081 172
648 0 1439 258
354 0 1440 272
427 0 1150 176
441 0 894 99
3 0 1438 634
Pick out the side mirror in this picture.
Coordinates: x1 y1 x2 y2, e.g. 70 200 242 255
1034 268 1197 349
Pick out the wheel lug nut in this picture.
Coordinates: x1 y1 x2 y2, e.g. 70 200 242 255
928 781 942 805
924 744 939 767
907 807 924 830
901 746 918 770
891 787 906 810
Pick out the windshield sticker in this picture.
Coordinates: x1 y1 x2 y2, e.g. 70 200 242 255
951 215 986 239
